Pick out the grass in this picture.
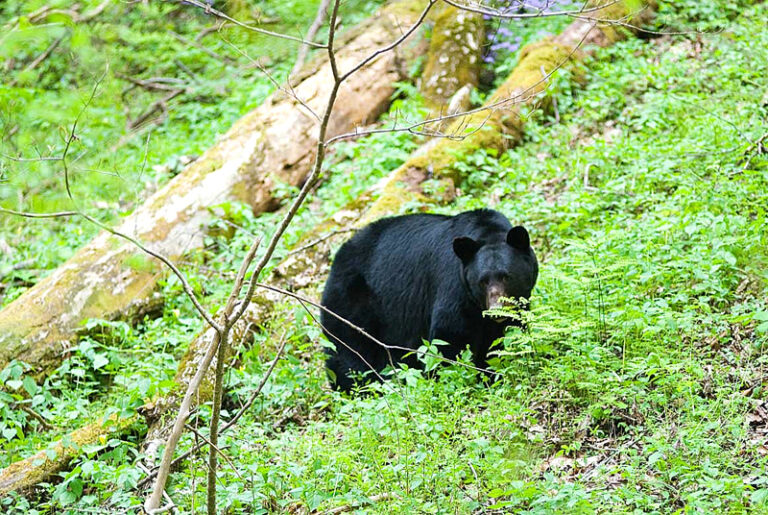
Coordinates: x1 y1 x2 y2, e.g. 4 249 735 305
1 0 768 512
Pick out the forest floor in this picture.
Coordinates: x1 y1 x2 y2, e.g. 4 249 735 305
1 0 767 513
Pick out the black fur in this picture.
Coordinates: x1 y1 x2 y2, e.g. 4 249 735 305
321 209 538 391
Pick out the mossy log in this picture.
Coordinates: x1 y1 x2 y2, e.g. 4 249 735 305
140 0 657 449
0 414 138 496
0 0 657 495
365 0 657 218
0 0 429 378
419 5 485 110
138 3 490 454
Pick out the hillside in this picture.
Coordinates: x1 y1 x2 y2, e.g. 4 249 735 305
1 0 767 512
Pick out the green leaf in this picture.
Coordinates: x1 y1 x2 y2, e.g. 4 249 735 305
23 376 38 396
752 488 768 505
92 354 109 370
2 427 17 440
6 379 23 390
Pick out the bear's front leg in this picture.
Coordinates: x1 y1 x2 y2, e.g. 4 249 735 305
428 305 478 364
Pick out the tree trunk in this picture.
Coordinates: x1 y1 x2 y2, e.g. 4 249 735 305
0 0 428 378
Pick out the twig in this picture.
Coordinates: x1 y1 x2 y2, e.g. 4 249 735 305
741 132 767 171
168 30 234 64
17 404 53 431
0 206 220 332
220 35 321 122
136 463 177 515
441 0 623 20
0 207 79 218
256 283 497 376
184 424 245 483
137 334 288 489
195 22 225 42
338 0 436 82
180 0 327 48
115 72 186 92
290 0 332 77
9 33 66 87
322 492 396 514
128 89 185 130
327 10 596 145
144 330 222 511
285 227 356 257
77 0 112 23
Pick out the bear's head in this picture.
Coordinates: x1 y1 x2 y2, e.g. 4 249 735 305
453 226 538 314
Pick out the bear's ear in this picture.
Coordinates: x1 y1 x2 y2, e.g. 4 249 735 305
453 237 481 263
507 226 530 250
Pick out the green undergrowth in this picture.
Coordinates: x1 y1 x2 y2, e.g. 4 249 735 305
2 0 768 512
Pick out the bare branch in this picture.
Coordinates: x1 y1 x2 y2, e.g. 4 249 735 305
168 30 235 65
136 332 288 490
0 207 79 218
8 33 66 87
285 227 356 257
290 0 332 77
339 0 436 82
440 0 623 20
145 330 221 511
180 0 327 48
322 492 397 514
256 283 497 376
327 25 590 146
220 35 321 122
0 206 220 332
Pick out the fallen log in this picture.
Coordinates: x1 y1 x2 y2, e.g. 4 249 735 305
0 0 656 496
0 0 428 378
0 414 138 497
140 0 657 455
140 0 490 456
419 4 485 110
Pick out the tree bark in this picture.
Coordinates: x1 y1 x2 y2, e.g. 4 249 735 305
419 5 485 110
0 0 428 378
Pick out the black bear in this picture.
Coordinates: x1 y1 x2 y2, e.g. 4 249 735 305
320 209 538 392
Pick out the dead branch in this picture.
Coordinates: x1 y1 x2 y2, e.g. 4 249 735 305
257 283 496 375
441 0 623 20
116 73 187 93
322 492 396 514
23 0 112 24
180 0 327 48
8 33 66 87
137 333 287 490
128 89 185 130
285 227 356 257
290 0 332 77
168 30 235 65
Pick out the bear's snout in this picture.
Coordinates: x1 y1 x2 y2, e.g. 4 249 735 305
485 282 507 312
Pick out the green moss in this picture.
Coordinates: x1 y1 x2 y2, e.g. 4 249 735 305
420 6 485 108
0 414 138 496
123 252 156 273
